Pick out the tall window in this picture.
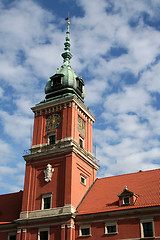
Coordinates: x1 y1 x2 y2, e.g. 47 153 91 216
44 197 51 209
42 193 52 210
79 138 83 148
38 229 49 240
141 220 154 238
49 135 56 145
80 175 86 186
40 231 48 240
9 235 16 240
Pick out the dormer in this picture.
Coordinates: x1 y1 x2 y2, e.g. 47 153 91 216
76 77 85 94
118 186 138 206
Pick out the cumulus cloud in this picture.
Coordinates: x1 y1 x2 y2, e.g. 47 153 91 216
0 139 12 163
1 0 160 193
0 110 33 143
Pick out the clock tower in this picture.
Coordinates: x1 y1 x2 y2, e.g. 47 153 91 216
18 19 99 240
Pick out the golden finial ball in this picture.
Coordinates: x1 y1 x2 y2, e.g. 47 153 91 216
67 20 70 25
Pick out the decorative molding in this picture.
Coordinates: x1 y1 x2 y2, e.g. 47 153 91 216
67 224 75 229
32 96 95 121
44 164 54 182
25 138 99 170
19 204 76 221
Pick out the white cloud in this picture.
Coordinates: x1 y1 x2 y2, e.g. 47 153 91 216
0 110 33 143
1 0 160 194
139 62 160 93
0 139 12 163
0 87 4 98
103 86 151 115
0 166 18 176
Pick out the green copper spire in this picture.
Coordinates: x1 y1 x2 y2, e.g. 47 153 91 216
61 19 72 64
44 18 85 103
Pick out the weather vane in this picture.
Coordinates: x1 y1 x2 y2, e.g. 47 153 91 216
65 12 70 25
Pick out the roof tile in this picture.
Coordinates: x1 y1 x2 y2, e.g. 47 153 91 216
77 169 160 215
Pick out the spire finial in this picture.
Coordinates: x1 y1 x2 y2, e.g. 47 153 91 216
65 12 70 25
62 14 72 64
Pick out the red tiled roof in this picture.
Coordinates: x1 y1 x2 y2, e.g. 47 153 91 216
0 191 23 223
77 169 160 215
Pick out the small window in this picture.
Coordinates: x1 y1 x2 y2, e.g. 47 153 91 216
141 221 154 238
105 223 117 234
44 197 51 209
76 77 84 93
79 137 83 148
81 228 90 236
49 135 56 145
42 193 52 210
107 225 117 233
123 196 130 205
51 76 61 87
79 225 91 237
78 80 83 92
80 175 86 186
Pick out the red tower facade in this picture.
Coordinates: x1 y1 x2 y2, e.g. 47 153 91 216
18 97 98 240
16 19 99 240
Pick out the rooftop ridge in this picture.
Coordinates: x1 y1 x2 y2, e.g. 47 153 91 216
97 168 160 181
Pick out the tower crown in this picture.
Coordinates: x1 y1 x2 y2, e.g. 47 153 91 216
45 20 85 103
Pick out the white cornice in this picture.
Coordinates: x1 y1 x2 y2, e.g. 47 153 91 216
18 204 76 222
31 96 96 122
24 138 99 170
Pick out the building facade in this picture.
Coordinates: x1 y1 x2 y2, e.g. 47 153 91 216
0 20 160 240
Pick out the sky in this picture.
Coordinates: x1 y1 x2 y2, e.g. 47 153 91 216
1 0 160 194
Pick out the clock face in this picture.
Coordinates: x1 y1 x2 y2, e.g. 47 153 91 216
78 116 85 136
46 113 61 131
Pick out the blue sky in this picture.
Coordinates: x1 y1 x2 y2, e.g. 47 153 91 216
1 0 160 194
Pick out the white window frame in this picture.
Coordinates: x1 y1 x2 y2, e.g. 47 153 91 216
79 225 91 237
80 174 86 186
47 132 56 145
41 193 52 210
140 219 154 238
105 222 118 235
38 228 49 240
79 136 84 148
122 196 130 205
